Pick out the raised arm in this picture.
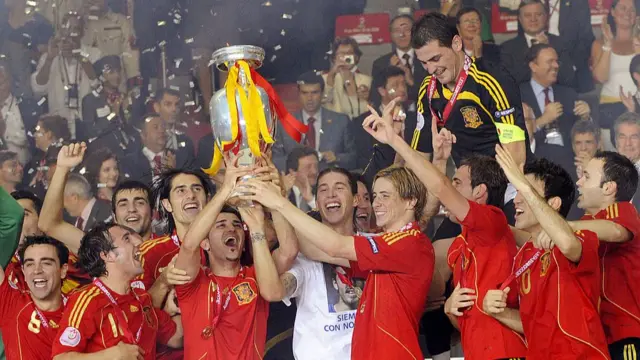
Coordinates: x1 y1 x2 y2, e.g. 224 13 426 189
0 186 25 285
496 145 582 262
38 143 87 254
568 219 633 243
239 205 285 302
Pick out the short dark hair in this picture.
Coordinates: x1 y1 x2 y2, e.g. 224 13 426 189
286 147 319 173
523 158 575 217
593 151 639 202
331 37 363 60
411 12 458 49
111 180 151 214
11 190 42 215
38 115 71 142
630 54 640 86
456 7 482 24
83 147 118 192
390 14 414 30
18 235 69 266
152 169 212 234
459 154 508 208
353 172 371 196
518 0 547 15
77 222 120 278
571 120 601 143
135 112 162 132
297 71 325 93
315 167 358 196
44 145 62 165
153 88 181 104
526 43 555 64
0 151 18 166
374 66 406 90
220 205 242 222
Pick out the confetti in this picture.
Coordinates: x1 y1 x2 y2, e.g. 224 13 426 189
142 47 156 54
194 106 202 113
157 21 166 26
281 29 286 36
97 183 107 188
174 58 183 68
185 38 194 44
88 15 99 20
28 168 35 174
189 81 195 88
185 101 195 106
270 55 277 62
282 13 292 19
274 45 282 51
79 167 86 175
262 1 272 5
37 97 46 106
124 173 130 178
179 142 186 148
168 74 176 80
107 113 116 121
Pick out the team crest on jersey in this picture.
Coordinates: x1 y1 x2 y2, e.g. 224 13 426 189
60 327 81 347
460 106 483 129
233 282 256 305
130 305 139 313
540 251 551 277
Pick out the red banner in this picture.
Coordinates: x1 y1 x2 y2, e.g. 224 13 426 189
335 13 391 45
414 9 431 20
589 0 614 26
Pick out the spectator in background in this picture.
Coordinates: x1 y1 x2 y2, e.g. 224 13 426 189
153 88 195 161
3 0 53 68
0 61 29 164
23 115 69 191
273 71 356 172
322 37 371 119
619 53 640 113
26 144 62 199
456 7 501 64
82 147 119 202
36 0 83 28
500 0 577 89
614 112 640 172
353 173 374 233
63 173 111 231
11 190 44 243
0 151 23 193
31 12 101 139
283 147 319 212
571 120 602 179
371 15 427 110
520 44 591 162
593 0 639 150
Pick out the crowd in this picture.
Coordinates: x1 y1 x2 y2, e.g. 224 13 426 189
0 0 639 359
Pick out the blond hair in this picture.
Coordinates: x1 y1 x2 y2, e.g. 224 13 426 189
373 165 427 221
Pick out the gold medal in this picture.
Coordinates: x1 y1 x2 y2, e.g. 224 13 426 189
201 326 213 339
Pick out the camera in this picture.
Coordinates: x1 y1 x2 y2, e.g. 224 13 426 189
343 55 355 65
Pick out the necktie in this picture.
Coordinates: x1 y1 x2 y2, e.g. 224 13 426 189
153 154 162 175
531 39 538 47
543 88 551 106
402 53 412 73
305 117 316 150
75 217 84 230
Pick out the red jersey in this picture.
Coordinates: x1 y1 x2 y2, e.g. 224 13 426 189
349 222 434 360
138 233 181 290
0 273 64 360
447 201 527 359
6 252 90 296
175 266 269 360
51 281 177 359
515 231 609 360
582 202 640 344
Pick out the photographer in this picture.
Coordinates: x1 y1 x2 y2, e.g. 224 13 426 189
322 37 372 119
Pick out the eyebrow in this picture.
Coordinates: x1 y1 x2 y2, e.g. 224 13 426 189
23 257 57 263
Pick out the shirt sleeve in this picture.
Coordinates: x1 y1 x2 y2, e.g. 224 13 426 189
0 186 23 268
282 256 307 306
51 292 97 356
0 276 20 327
609 202 640 239
458 201 509 246
353 231 433 273
154 308 177 346
175 267 206 302
555 230 600 276
474 64 527 144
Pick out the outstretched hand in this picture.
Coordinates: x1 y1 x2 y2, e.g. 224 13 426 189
362 98 402 145
431 118 456 162
235 178 287 211
495 144 529 191
57 142 87 169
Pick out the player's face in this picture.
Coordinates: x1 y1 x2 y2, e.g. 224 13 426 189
514 174 546 231
108 226 143 277
99 158 119 188
317 172 356 226
532 48 559 86
206 212 245 262
390 17 412 50
576 158 607 211
22 244 67 301
519 3 547 35
299 84 322 115
333 275 359 308
355 181 373 232
372 177 411 230
415 37 463 86
449 165 473 223
114 189 151 237
616 123 640 164
572 132 599 159
163 174 207 227
17 199 43 244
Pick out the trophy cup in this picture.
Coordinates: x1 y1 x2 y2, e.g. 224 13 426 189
205 45 308 206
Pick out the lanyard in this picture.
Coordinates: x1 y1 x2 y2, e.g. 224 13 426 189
60 57 81 86
458 252 467 288
34 306 50 329
427 55 472 127
93 279 143 344
499 248 543 291
202 267 245 339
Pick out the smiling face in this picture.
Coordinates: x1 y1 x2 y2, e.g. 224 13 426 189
415 37 464 86
519 2 547 35
114 189 151 237
355 181 373 232
162 174 207 230
316 171 356 227
105 226 143 278
616 122 640 164
17 199 43 244
205 212 245 263
390 16 413 51
513 174 548 232
99 158 119 189
530 47 559 88
576 158 613 214
457 11 481 40
372 177 413 230
612 0 637 30
0 157 23 187
22 244 67 302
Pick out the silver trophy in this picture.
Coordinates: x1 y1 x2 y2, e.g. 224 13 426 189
209 45 277 206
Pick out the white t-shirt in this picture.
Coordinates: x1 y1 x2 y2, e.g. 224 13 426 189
284 254 365 360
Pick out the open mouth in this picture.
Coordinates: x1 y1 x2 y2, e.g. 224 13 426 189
514 208 524 219
224 236 238 248
325 202 342 212
183 202 200 216
356 212 369 220
33 279 47 288
133 248 141 262
125 215 140 224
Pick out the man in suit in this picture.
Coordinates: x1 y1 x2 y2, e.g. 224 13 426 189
371 15 428 110
272 71 356 172
153 88 196 162
63 173 111 231
520 44 591 160
611 112 640 210
501 0 577 89
283 147 319 212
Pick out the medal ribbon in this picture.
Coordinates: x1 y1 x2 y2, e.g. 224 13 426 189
34 306 50 329
499 249 542 291
206 267 245 334
93 279 142 343
427 55 472 127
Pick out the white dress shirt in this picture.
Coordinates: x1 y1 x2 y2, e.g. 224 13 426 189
530 79 564 146
142 147 163 172
546 0 561 36
302 109 322 151
76 197 96 231
0 95 29 164
396 48 415 70
292 185 317 210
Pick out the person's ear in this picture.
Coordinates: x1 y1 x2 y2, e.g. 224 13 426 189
200 239 210 251
60 263 69 280
161 198 173 213
547 196 562 212
601 180 618 198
